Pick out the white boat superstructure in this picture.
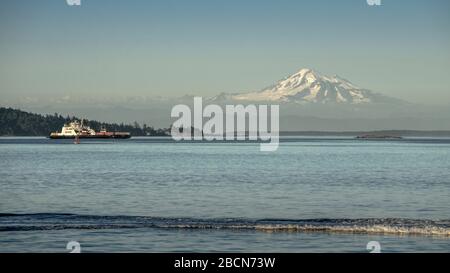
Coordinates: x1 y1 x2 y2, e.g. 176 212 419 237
51 120 96 137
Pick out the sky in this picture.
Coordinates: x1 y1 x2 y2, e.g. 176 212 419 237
1 0 449 105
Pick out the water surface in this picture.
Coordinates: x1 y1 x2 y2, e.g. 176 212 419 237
0 137 449 252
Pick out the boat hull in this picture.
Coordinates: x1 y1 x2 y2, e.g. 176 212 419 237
49 134 131 139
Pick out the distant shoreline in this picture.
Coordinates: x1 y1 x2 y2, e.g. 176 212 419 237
2 130 450 138
279 130 450 137
2 106 450 137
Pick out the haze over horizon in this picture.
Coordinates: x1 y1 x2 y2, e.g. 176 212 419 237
1 0 450 107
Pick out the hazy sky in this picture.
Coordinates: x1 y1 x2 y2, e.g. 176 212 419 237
1 0 449 105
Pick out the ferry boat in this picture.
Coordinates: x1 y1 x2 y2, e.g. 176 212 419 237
49 120 131 139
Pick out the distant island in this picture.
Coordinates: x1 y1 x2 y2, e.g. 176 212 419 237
280 130 450 137
356 134 403 140
0 107 170 137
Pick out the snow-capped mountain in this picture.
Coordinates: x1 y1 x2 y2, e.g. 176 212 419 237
229 68 395 104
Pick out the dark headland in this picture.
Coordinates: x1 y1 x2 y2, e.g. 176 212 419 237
0 107 170 137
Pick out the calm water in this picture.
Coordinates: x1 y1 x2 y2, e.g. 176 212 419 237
0 137 449 252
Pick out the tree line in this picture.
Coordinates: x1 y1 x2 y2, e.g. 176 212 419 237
0 107 170 136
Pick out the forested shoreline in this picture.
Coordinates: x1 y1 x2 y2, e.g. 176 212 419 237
0 107 170 136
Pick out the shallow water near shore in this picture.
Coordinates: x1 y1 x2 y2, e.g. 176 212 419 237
0 137 449 252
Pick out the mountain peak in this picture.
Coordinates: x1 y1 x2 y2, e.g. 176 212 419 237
293 68 314 75
290 68 322 80
230 68 395 104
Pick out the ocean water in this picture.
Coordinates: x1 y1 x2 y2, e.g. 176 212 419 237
0 137 449 252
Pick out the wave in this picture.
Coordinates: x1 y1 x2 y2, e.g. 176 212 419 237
0 213 449 236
